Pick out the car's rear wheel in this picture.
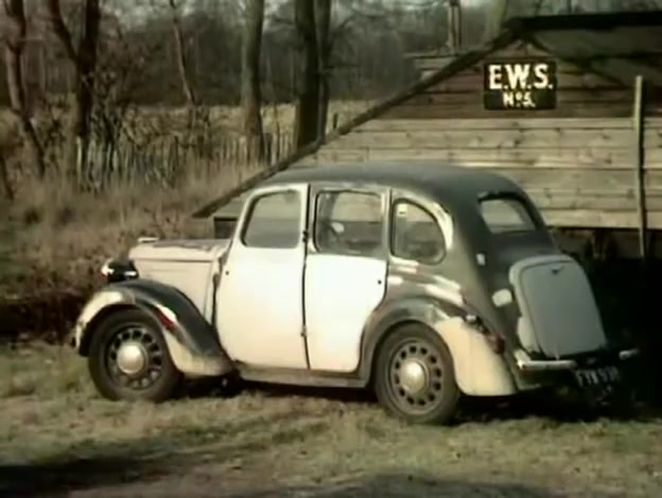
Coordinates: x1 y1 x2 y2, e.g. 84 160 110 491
88 308 182 402
374 323 460 425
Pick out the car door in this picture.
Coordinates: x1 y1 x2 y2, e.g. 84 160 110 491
304 185 388 372
216 184 309 369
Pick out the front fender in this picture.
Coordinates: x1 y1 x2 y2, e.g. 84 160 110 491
72 279 234 377
360 296 517 396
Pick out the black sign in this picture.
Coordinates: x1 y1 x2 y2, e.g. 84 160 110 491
483 59 557 110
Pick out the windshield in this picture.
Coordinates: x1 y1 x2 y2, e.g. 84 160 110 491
479 196 538 234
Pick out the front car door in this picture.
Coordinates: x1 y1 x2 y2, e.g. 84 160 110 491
304 185 388 372
217 184 309 369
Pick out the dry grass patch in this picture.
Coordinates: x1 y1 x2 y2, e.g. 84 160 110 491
1 344 662 497
0 342 89 400
5 162 263 299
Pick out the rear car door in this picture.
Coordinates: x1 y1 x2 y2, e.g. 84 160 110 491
304 185 388 372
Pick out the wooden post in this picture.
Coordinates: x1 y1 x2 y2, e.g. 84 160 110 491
632 75 647 261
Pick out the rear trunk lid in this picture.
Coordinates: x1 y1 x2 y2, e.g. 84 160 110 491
509 254 608 358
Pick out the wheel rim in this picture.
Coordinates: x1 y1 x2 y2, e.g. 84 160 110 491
388 338 444 414
105 323 164 391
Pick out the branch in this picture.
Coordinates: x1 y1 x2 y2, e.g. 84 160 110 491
44 0 79 67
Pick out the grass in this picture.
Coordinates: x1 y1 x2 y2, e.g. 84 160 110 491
1 161 265 300
1 344 661 497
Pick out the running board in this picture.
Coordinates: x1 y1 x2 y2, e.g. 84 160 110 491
237 364 368 389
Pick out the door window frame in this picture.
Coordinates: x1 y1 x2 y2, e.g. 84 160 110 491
233 183 309 250
307 183 389 259
387 189 454 266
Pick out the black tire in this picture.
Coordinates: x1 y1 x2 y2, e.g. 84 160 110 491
373 323 460 425
88 308 182 402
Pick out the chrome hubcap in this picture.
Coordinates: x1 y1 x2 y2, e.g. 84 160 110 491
106 324 164 390
389 339 444 413
399 359 429 395
116 341 148 376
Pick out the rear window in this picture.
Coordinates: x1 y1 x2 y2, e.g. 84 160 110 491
480 197 537 234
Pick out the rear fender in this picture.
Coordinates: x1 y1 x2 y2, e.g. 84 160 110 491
73 279 234 377
361 297 517 396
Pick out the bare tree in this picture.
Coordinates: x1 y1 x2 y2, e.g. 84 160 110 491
2 0 46 178
168 0 197 107
241 0 264 156
293 0 320 149
315 0 331 140
45 0 101 181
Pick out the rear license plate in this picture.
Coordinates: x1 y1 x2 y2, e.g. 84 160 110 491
574 365 620 387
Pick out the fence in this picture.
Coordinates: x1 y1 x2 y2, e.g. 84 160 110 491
52 129 295 191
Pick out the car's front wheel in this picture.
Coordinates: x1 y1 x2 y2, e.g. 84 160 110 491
88 308 182 402
374 323 460 425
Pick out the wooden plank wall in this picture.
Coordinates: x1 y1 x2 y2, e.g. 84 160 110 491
296 41 662 230
299 117 662 229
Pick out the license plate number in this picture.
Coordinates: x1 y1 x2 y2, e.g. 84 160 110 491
574 366 620 387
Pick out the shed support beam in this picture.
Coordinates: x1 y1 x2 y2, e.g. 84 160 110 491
632 75 648 261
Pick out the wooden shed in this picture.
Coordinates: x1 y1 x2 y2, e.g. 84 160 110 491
200 11 662 258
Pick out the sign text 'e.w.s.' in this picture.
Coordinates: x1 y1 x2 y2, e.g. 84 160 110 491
483 60 557 110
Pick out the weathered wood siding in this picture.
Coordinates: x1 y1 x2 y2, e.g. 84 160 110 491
296 40 662 230
389 41 662 119
299 117 662 229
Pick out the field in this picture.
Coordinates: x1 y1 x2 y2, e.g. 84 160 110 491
1 343 662 498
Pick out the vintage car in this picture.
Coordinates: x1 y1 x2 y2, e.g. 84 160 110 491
71 163 639 424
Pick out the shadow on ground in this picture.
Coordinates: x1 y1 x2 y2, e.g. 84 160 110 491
0 456 164 498
0 408 327 498
0 465 581 498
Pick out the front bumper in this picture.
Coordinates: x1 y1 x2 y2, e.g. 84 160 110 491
514 348 640 372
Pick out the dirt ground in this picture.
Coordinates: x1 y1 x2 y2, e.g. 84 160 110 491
1 344 661 498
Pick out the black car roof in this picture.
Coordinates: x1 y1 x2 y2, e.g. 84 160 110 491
263 162 524 203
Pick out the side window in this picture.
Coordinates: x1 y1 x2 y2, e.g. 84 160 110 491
242 190 301 248
391 200 446 264
480 197 537 234
314 191 384 257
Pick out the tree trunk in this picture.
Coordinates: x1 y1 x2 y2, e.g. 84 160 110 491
446 0 462 53
315 0 331 141
169 0 197 108
241 0 265 159
293 0 320 150
46 0 100 183
3 0 46 178
483 0 509 42
72 0 100 183
0 155 14 201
